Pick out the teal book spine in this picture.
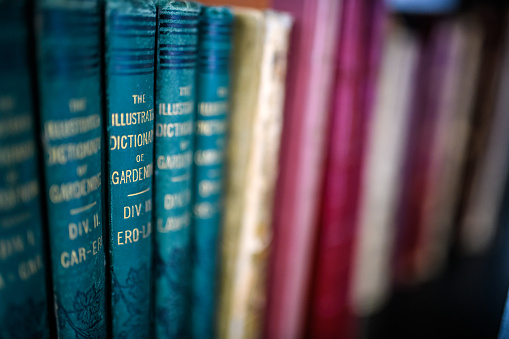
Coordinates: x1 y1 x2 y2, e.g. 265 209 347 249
0 2 49 338
154 1 200 338
191 6 233 338
105 1 156 338
35 0 107 337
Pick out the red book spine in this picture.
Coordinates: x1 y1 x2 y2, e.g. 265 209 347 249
264 0 342 338
306 0 381 337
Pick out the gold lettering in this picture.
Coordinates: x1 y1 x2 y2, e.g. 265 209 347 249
18 255 42 281
109 130 154 150
158 101 194 116
49 172 101 204
198 101 228 116
157 213 190 233
157 151 192 170
111 163 153 185
195 120 227 136
44 114 100 140
0 140 34 167
164 190 191 210
156 121 193 138
194 149 223 166
47 137 101 165
69 98 87 113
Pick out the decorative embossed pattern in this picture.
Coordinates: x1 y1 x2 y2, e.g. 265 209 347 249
105 1 156 338
154 1 200 338
35 0 106 338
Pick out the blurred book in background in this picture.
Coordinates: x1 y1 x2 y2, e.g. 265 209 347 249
351 16 420 316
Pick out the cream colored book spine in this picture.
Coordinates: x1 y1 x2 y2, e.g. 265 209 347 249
218 8 292 339
351 19 420 316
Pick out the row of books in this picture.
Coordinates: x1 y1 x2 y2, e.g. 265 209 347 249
3 0 509 338
265 0 509 338
0 0 288 338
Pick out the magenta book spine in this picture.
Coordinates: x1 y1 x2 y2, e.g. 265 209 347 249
264 0 343 338
306 0 369 337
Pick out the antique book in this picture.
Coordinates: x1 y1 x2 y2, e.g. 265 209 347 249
218 8 292 339
415 15 483 280
351 18 420 315
264 0 343 337
191 6 233 338
104 1 156 337
0 1 49 338
391 21 441 285
153 1 200 338
306 0 376 337
35 0 106 337
459 11 509 255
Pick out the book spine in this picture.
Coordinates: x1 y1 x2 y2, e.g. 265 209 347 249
222 10 292 339
351 19 420 315
153 1 200 338
35 0 106 337
191 6 233 338
265 0 342 337
0 2 49 338
306 0 368 337
104 1 156 338
218 8 265 339
392 24 442 284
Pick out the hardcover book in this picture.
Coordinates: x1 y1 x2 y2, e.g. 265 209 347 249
35 0 106 337
391 21 439 285
153 1 200 338
416 15 483 280
191 6 233 338
458 11 508 255
0 2 49 338
306 0 373 337
264 0 343 337
351 18 420 315
104 1 156 337
218 8 292 339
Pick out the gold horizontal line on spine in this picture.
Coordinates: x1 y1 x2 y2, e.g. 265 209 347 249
128 187 150 197
171 174 190 182
70 201 97 215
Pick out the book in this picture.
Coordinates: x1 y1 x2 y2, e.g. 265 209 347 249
104 1 156 337
218 8 292 339
458 11 509 255
34 0 106 337
191 6 233 338
264 0 343 337
350 18 420 315
153 1 200 338
306 0 371 336
0 1 49 338
414 15 483 280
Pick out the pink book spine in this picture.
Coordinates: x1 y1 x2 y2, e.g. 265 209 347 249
305 0 369 337
264 0 343 338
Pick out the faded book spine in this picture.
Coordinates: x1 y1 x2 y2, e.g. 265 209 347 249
154 1 200 338
0 1 49 338
104 1 156 338
191 6 233 339
35 0 106 337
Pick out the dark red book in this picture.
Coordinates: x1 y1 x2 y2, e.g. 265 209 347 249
306 0 385 337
